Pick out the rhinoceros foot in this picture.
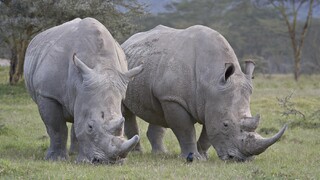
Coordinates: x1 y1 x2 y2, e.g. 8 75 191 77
199 151 209 160
128 142 143 153
151 146 167 154
69 147 78 156
179 152 207 161
45 149 68 161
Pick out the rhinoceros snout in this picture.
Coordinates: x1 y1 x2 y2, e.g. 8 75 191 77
218 149 253 162
91 157 102 164
219 154 249 162
91 135 140 164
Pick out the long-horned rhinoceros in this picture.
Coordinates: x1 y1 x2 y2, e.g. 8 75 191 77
24 18 142 164
122 25 287 161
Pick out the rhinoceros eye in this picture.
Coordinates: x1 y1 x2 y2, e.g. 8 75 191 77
101 111 104 119
87 120 94 133
223 122 229 128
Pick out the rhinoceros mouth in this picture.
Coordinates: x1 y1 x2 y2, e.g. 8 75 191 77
91 156 125 165
91 157 102 164
218 150 253 162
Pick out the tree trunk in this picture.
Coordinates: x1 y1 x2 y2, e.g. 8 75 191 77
9 40 28 85
9 46 18 85
270 0 314 81
294 53 301 81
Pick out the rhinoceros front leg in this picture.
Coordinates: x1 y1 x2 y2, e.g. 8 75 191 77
69 124 79 155
161 101 202 159
147 124 167 154
197 125 211 160
37 96 68 160
123 105 142 152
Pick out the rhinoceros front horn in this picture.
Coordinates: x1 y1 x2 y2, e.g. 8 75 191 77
119 135 140 158
244 124 288 155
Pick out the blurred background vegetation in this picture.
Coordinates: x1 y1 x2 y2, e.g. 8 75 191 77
0 0 319 84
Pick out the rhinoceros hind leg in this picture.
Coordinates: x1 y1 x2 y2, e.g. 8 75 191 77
69 124 78 155
123 105 143 152
147 124 167 154
197 125 211 160
161 101 200 159
37 96 68 160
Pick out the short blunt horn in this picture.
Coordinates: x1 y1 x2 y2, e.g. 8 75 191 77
106 117 125 136
245 60 255 79
240 114 260 132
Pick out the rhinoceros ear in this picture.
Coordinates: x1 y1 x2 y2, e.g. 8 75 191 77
123 64 143 80
73 53 94 76
220 63 235 84
245 60 255 79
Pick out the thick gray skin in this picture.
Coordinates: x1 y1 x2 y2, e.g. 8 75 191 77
122 25 287 161
24 18 141 164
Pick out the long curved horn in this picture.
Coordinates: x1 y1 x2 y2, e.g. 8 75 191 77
119 135 140 158
243 124 288 155
240 114 260 132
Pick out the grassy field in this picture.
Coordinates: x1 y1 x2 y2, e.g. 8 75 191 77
0 66 320 179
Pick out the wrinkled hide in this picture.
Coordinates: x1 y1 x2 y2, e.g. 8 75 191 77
122 25 287 161
24 18 141 164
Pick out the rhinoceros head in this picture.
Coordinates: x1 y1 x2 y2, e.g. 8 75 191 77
72 54 142 164
204 60 287 162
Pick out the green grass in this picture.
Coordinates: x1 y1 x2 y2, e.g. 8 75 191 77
0 67 320 179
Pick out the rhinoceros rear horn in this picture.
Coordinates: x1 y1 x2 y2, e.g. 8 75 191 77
106 117 125 136
240 114 260 132
119 135 140 158
73 53 94 75
123 64 143 80
244 124 288 155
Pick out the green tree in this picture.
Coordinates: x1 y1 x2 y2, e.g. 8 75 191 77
302 18 320 73
0 0 145 85
257 0 317 80
0 0 51 84
139 0 291 74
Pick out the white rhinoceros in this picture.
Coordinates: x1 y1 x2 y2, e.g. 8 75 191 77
122 25 287 161
24 18 142 164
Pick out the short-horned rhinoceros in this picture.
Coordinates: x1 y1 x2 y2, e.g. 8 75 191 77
122 25 287 161
24 18 142 164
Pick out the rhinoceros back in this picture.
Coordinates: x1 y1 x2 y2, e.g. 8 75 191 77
24 17 126 106
121 25 181 121
122 25 240 124
24 18 81 102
